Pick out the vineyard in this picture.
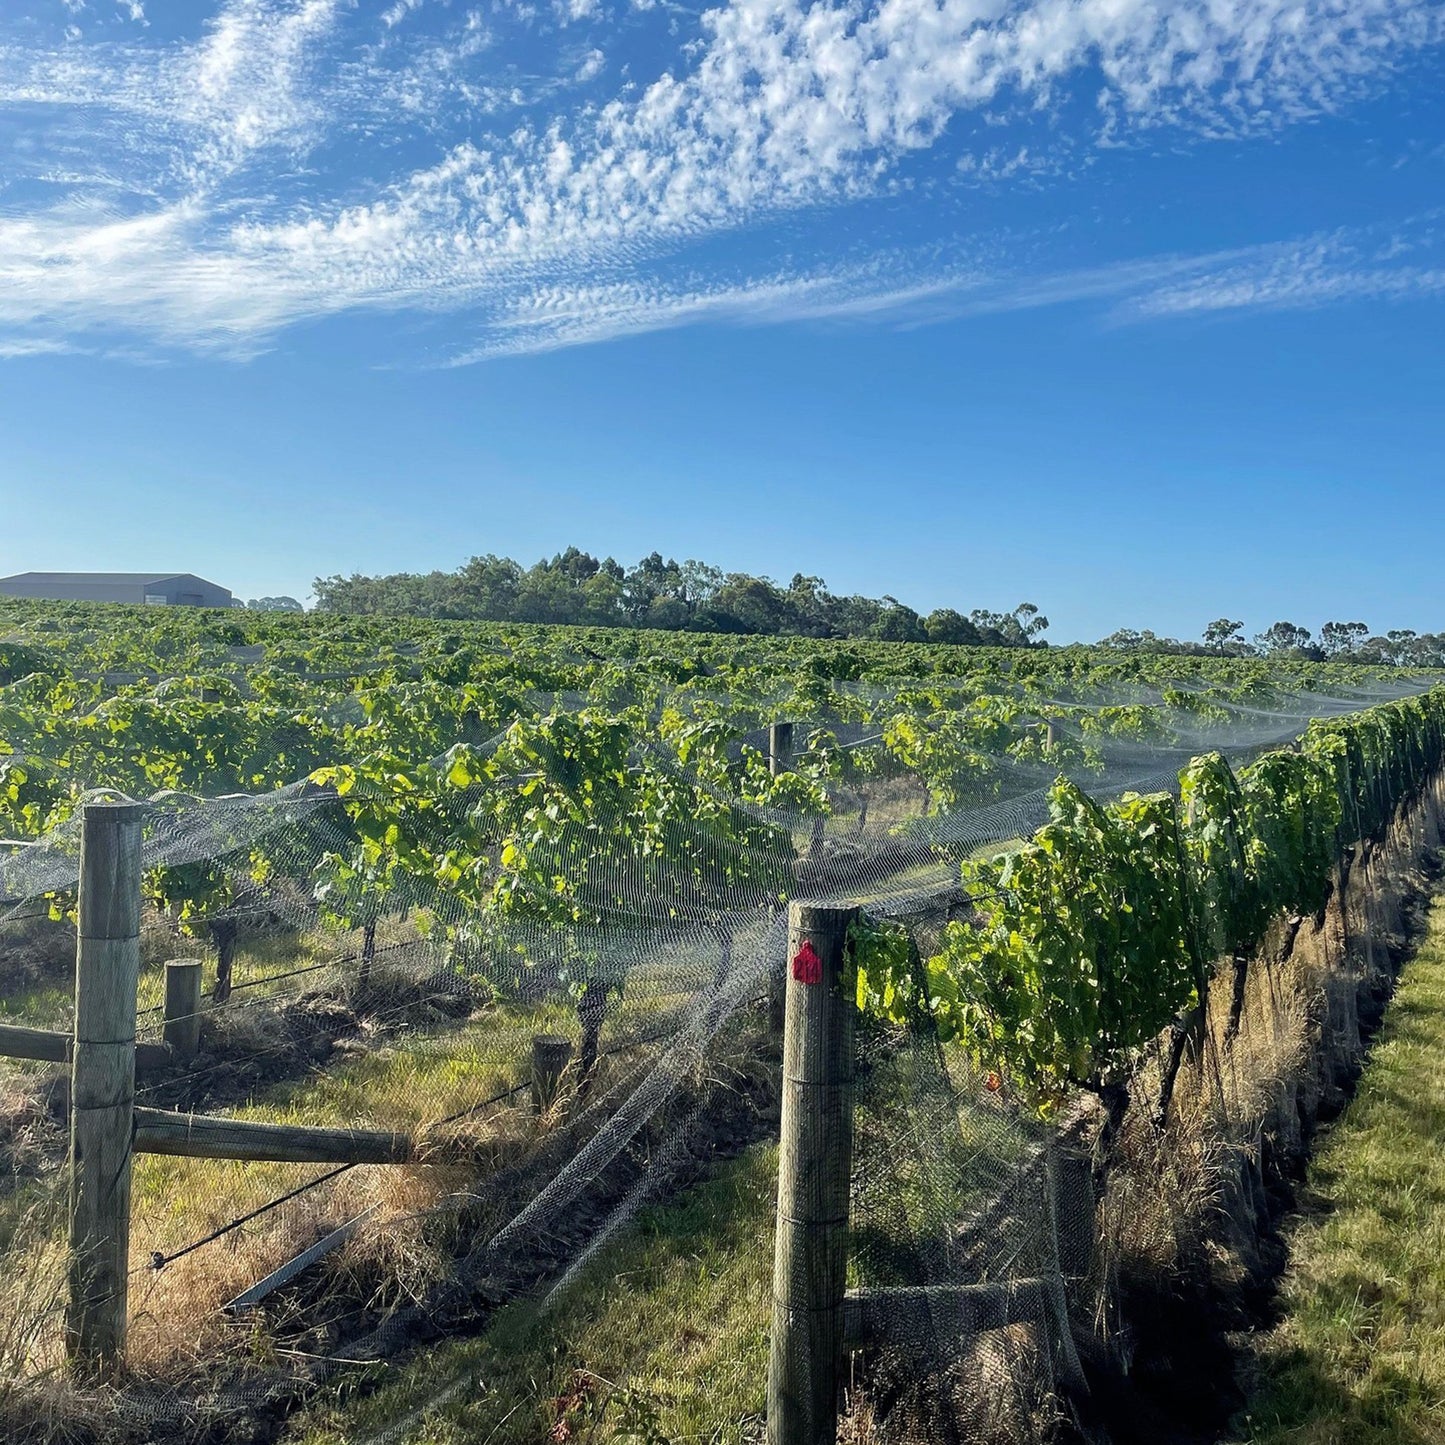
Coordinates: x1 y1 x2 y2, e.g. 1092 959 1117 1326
2 596 1444 1445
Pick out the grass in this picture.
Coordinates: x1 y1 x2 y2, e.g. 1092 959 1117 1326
0 1184 71 1428
1 897 1028 1431
278 1032 1033 1445
287 1142 778 1445
0 937 649 1370
1237 893 1445 1445
0 909 345 1033
0 901 760 1377
118 986 648 1366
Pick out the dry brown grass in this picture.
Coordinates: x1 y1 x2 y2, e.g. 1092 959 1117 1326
0 1186 93 1442
116 1020 680 1375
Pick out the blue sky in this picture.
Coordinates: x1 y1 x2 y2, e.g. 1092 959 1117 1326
1 0 1442 642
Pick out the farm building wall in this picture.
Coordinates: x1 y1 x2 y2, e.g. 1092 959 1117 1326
0 572 233 607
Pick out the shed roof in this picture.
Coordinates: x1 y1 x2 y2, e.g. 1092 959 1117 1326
0 572 206 586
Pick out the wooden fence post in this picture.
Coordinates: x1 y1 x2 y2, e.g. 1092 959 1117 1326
769 721 795 780
67 800 143 1376
767 901 859 1445
530 1034 573 1114
163 958 204 1061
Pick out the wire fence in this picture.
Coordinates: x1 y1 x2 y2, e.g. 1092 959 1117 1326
0 679 1441 1445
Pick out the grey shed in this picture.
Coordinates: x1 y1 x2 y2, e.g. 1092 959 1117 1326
0 572 234 607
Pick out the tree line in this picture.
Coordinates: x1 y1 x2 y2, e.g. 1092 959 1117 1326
310 548 1442 664
1098 618 1445 667
313 549 1050 646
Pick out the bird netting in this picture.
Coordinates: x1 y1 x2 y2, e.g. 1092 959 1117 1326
0 662 1441 1445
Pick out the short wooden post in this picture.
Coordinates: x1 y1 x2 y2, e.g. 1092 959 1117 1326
163 959 204 1061
769 721 795 779
67 800 143 1377
530 1034 573 1114
767 901 859 1445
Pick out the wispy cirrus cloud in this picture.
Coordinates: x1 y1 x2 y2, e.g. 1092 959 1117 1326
0 0 1442 361
1125 230 1445 318
455 222 1445 357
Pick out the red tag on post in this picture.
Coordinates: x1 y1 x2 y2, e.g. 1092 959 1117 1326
791 940 823 984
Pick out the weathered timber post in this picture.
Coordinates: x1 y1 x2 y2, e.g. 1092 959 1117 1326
67 800 143 1376
163 958 204 1061
769 721 795 780
530 1034 573 1114
767 901 859 1445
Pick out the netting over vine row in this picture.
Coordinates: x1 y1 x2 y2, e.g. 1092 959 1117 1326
0 671 1441 1444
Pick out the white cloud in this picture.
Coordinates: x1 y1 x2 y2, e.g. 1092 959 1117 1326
454 264 984 358
0 0 1441 359
179 0 341 174
0 0 342 184
0 336 84 359
1125 235 1445 317
455 227 1445 358
382 0 425 26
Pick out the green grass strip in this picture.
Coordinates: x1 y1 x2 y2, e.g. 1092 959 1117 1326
289 1142 777 1445
1240 893 1445 1443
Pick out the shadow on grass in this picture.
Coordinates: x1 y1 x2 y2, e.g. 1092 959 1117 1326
1240 1350 1445 1445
